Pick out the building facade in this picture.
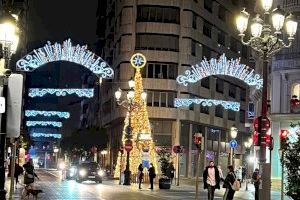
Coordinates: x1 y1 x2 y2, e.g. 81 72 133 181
97 0 255 177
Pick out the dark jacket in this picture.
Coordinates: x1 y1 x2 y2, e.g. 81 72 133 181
148 166 156 178
223 172 236 189
203 166 221 189
252 171 260 187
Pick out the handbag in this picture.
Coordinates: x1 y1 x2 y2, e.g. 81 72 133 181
230 172 240 191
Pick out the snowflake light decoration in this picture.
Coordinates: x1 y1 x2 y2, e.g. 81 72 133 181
176 54 263 89
28 88 94 98
174 98 240 111
130 53 146 69
25 110 70 119
31 133 62 139
26 121 63 127
16 39 114 79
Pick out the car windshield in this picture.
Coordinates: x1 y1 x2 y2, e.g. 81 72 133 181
80 162 98 169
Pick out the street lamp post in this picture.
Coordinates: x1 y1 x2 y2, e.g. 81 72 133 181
244 138 253 191
0 10 19 199
236 1 297 199
229 126 238 166
114 78 147 186
194 133 202 200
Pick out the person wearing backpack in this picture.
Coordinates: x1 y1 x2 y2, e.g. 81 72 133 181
222 165 238 200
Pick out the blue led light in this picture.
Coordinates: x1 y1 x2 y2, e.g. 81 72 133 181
25 110 70 119
31 133 62 139
174 98 240 111
176 54 263 89
26 121 62 127
16 39 114 79
28 88 94 98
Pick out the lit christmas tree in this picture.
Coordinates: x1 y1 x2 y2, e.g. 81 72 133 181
114 53 157 179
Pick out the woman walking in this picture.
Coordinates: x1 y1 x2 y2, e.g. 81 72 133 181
223 165 236 200
138 164 144 189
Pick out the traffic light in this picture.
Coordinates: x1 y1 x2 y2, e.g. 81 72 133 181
280 129 289 150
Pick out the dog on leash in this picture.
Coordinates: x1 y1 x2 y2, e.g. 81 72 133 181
21 185 43 200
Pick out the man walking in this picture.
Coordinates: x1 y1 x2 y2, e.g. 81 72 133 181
252 168 260 200
148 163 156 190
203 161 221 200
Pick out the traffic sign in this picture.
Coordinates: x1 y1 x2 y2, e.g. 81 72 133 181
173 145 183 154
229 139 238 149
124 140 133 152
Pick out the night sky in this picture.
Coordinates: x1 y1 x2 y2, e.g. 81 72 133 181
27 0 98 49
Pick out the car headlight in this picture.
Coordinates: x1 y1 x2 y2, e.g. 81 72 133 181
79 169 87 176
98 170 104 176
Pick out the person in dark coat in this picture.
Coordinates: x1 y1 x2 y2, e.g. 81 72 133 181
223 165 236 200
148 163 156 190
14 163 24 187
203 161 221 200
23 159 38 185
252 168 260 200
168 162 175 185
138 164 144 189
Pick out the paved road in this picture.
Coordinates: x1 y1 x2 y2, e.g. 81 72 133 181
7 169 286 200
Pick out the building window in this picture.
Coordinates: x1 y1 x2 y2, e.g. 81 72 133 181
147 92 153 106
202 45 211 59
230 37 238 53
215 105 223 118
201 77 210 89
229 84 236 98
228 110 236 121
143 62 178 79
203 20 212 38
217 30 226 46
136 34 179 52
192 12 197 29
137 6 180 24
200 104 209 114
191 40 196 56
218 5 226 21
216 78 224 93
292 83 300 98
240 89 246 101
204 0 213 12
240 110 245 123
146 91 177 108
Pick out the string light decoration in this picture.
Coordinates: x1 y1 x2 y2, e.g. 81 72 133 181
114 53 157 179
25 110 70 119
31 133 62 139
26 121 62 127
174 98 240 111
28 88 94 98
176 54 263 89
16 39 114 79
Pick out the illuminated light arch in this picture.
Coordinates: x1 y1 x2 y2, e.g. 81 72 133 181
25 110 70 119
26 121 62 127
174 98 240 111
176 54 263 89
28 88 94 98
31 133 62 139
16 39 114 79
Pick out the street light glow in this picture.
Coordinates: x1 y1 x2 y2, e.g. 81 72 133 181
114 88 122 101
272 6 285 33
285 14 298 38
261 0 273 12
230 126 238 139
250 15 263 37
236 9 249 35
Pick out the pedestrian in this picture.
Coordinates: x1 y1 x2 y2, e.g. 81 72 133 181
168 162 175 185
138 163 144 189
218 165 224 183
148 163 156 190
14 162 24 187
23 159 38 186
223 165 236 200
203 161 221 200
242 166 246 183
252 168 260 200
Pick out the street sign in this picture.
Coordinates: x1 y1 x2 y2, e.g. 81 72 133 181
229 139 238 149
253 116 271 132
124 140 133 152
6 74 24 138
173 145 183 153
0 97 5 113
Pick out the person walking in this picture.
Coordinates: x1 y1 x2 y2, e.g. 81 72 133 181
168 162 175 185
223 165 236 200
23 159 38 186
252 168 260 200
218 165 224 184
14 162 24 187
203 161 221 200
148 163 156 190
138 164 144 189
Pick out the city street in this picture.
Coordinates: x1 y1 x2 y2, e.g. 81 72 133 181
6 169 287 200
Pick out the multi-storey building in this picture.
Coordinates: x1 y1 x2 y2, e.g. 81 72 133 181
97 0 255 177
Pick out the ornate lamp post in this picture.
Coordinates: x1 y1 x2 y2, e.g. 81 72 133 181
236 1 297 199
0 10 19 199
114 78 147 185
229 125 238 166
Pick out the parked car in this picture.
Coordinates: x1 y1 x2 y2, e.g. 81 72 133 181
76 162 103 183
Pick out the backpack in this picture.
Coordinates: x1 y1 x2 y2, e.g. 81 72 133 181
230 172 240 191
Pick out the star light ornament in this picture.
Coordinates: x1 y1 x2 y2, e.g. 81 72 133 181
174 98 240 111
177 54 263 89
31 133 62 139
16 39 114 79
26 121 63 127
28 88 94 98
130 53 146 69
25 110 70 119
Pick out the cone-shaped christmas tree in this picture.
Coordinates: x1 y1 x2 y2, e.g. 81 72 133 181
114 53 157 179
